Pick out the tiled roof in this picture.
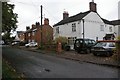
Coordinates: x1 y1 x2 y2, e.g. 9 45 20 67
111 20 120 25
102 19 120 25
54 10 120 27
101 18 113 25
53 11 91 27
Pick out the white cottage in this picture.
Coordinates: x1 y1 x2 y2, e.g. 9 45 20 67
118 1 120 36
53 1 119 49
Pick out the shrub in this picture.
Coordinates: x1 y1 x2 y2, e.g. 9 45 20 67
116 36 120 62
54 36 68 44
113 36 120 61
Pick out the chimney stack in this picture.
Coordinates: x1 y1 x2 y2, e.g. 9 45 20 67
44 18 49 25
36 22 40 26
89 1 97 12
26 26 30 31
63 11 69 20
32 24 36 29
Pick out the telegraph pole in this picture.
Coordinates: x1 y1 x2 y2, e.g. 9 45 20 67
40 5 43 47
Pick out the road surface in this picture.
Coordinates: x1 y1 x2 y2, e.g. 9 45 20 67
2 46 119 78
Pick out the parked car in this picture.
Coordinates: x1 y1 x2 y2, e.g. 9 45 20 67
74 38 96 53
25 42 38 47
11 41 20 46
91 40 116 57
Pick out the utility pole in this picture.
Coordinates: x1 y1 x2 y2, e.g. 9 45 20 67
40 5 43 47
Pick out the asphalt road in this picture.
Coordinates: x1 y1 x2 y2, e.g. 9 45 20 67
2 46 119 78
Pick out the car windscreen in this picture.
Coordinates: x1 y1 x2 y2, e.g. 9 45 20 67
108 43 115 47
94 42 107 47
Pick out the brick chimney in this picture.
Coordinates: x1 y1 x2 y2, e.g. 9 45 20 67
32 24 36 29
26 26 30 31
36 22 40 26
44 18 49 25
63 11 69 20
89 0 97 12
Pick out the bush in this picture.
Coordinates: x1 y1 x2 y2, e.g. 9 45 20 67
54 36 68 44
113 36 120 61
54 36 69 50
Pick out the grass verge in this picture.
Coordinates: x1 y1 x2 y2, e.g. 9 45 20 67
2 59 25 80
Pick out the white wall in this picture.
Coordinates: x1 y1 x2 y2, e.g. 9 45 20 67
118 1 120 19
83 12 105 40
118 1 120 36
53 21 82 39
53 12 116 41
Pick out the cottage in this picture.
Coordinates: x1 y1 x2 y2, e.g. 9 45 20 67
118 1 120 36
53 1 119 49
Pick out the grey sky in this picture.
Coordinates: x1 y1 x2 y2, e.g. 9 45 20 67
9 0 120 31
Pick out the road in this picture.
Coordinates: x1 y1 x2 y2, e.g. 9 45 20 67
2 46 119 78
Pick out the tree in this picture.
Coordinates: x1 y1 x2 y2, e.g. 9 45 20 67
2 2 18 40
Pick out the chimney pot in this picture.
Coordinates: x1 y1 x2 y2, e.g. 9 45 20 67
44 18 49 25
63 11 69 20
26 26 30 31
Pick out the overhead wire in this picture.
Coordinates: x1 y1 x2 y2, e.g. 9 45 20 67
10 0 61 26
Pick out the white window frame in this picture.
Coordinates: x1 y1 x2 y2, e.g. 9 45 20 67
28 33 30 37
32 31 35 36
100 25 104 31
72 23 76 32
109 26 112 32
56 27 59 34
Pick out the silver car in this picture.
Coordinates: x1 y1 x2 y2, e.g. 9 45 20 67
91 41 116 56
25 42 38 47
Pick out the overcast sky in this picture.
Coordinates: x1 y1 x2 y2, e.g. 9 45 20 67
9 0 120 31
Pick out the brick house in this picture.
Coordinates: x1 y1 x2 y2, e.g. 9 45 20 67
24 18 53 45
